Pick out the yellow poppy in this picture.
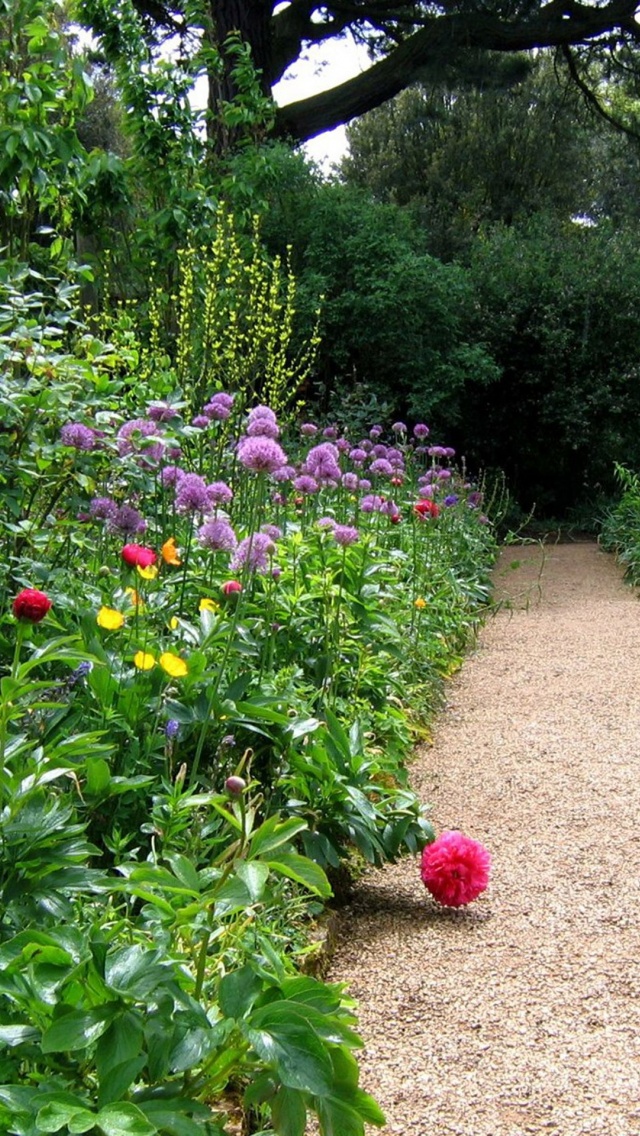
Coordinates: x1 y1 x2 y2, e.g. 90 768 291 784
162 537 181 566
199 597 219 613
159 652 188 678
414 597 427 610
168 616 180 630
137 564 159 580
125 587 144 608
97 606 125 630
133 650 156 670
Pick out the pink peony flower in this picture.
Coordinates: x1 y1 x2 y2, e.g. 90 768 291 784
420 831 491 907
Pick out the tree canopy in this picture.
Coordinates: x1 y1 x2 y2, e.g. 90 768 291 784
113 0 640 144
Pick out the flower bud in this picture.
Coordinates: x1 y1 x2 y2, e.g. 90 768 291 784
225 775 246 796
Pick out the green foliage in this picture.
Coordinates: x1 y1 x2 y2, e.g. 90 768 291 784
600 464 640 585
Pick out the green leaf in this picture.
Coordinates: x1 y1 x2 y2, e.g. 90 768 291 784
0 1024 40 1047
96 1103 157 1136
236 860 269 901
249 815 307 859
36 1102 95 1134
85 757 111 794
246 1021 334 1097
41 1005 119 1053
271 1086 307 1136
218 965 264 1020
267 852 331 897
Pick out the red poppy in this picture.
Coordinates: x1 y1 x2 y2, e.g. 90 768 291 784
221 580 242 595
13 588 52 623
121 543 157 569
414 499 440 519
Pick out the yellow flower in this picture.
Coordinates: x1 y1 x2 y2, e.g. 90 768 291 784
168 616 180 630
137 563 158 580
97 606 125 630
199 597 219 613
159 652 188 678
162 537 181 566
133 650 156 670
414 597 427 610
125 587 144 609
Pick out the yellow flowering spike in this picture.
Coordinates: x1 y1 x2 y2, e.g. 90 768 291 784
414 597 427 609
199 597 219 613
133 650 156 670
137 564 159 580
125 587 144 608
97 606 125 630
162 537 181 566
159 652 188 678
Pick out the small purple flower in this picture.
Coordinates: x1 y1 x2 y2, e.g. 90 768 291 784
207 392 234 410
420 484 436 498
117 418 158 457
161 465 185 487
360 494 384 513
90 496 118 523
203 399 231 421
358 478 372 491
322 425 338 439
293 474 319 495
413 423 430 439
392 422 407 434
111 504 147 534
369 425 383 439
444 447 456 458
380 498 399 516
272 464 296 483
69 661 93 685
165 719 180 740
428 445 448 458
333 524 360 546
336 438 350 453
60 423 97 451
247 406 280 439
359 439 373 453
237 436 287 474
175 473 212 514
231 532 276 574
261 523 282 541
192 415 210 429
148 402 179 422
300 423 318 437
371 444 389 459
444 494 460 506
198 518 238 552
467 491 483 508
341 472 359 491
369 458 394 477
349 448 367 465
437 469 452 481
420 470 437 485
207 481 233 507
317 516 337 530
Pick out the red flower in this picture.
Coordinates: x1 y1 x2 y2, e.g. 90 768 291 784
12 588 52 623
121 543 157 569
221 580 242 595
389 512 401 524
420 830 491 907
414 499 440 519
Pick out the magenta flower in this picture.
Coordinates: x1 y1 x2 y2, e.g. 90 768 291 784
60 423 98 451
231 532 276 574
420 831 491 907
175 473 212 514
237 436 287 474
333 524 360 546
198 518 238 552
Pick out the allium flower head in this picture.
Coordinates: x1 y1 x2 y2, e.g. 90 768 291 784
272 464 296 483
261 523 282 541
349 449 367 465
60 423 97 451
322 425 338 439
392 421 407 433
333 524 360 546
231 532 276 574
369 425 383 439
369 458 394 477
147 402 179 422
90 497 118 524
237 435 287 474
175 473 212 514
304 442 341 483
247 409 280 439
112 504 146 535
192 415 210 429
413 423 430 439
300 422 318 436
341 472 359 491
198 518 238 552
420 831 491 907
207 481 233 507
117 418 158 457
161 465 184 487
371 444 388 459
444 494 460 507
360 494 384 513
293 474 318 495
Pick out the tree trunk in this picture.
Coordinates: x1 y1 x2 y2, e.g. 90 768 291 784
205 0 272 154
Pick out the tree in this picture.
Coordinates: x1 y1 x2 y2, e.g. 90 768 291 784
79 0 640 146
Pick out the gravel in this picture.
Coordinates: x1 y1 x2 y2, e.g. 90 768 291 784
325 542 640 1136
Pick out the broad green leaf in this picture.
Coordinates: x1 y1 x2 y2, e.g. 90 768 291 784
249 815 307 859
96 1102 157 1136
271 1086 307 1136
267 852 331 898
0 1024 40 1047
246 1022 334 1097
218 965 264 1020
36 1102 95 1133
236 860 269 902
41 1005 119 1053
85 757 111 794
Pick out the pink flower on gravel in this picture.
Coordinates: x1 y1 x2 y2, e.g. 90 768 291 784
420 831 491 907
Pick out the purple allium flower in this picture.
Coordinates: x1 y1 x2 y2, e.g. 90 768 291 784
444 447 456 458
360 494 384 513
369 458 394 477
380 498 399 516
60 423 97 451
117 418 158 456
392 421 407 433
323 425 338 439
207 481 233 507
444 494 460 506
231 532 276 574
300 422 318 436
349 448 367 465
467 491 483 507
247 405 280 439
479 515 490 524
198 518 238 552
272 464 296 483
371 444 388 459
161 465 185 487
341 472 359 491
112 504 147 534
428 445 448 458
369 425 383 439
336 438 350 453
437 469 452 481
261 523 282 541
203 399 231 421
358 478 372 491
175 473 212 514
333 524 360 546
420 470 437 485
208 392 234 410
237 435 287 474
359 439 373 453
272 566 282 580
167 446 182 461
192 415 210 429
304 442 341 483
420 484 436 498
317 516 337 530
387 448 404 464
165 719 180 739
293 474 319 495
272 492 286 506
413 423 430 439
90 496 118 523
148 402 179 422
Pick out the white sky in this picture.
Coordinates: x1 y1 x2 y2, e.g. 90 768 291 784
273 34 372 171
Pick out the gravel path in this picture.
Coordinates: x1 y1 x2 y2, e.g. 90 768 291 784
326 542 640 1136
